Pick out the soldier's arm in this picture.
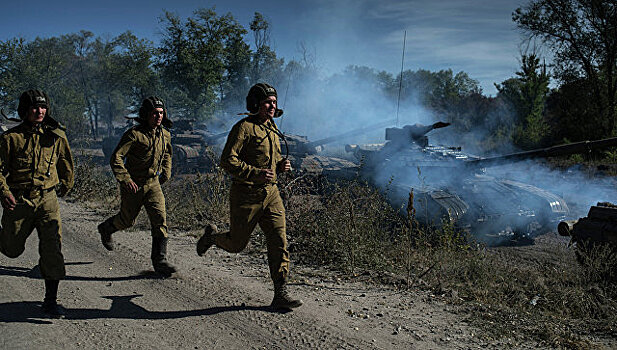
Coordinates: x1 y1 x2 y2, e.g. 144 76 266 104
56 136 75 196
159 131 172 184
0 135 12 198
110 130 135 184
219 123 259 181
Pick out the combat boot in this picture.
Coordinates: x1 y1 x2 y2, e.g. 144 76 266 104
271 281 303 310
98 218 116 251
196 223 217 256
151 236 177 277
42 279 65 318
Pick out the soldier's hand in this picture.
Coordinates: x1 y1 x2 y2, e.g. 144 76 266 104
56 184 69 197
123 180 139 193
277 159 292 173
256 169 275 182
2 193 16 211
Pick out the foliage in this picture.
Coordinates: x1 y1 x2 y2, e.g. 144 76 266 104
157 8 248 120
496 53 550 149
70 155 118 207
514 0 617 137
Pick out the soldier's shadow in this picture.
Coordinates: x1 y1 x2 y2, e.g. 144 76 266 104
0 262 160 282
0 263 290 323
0 295 283 324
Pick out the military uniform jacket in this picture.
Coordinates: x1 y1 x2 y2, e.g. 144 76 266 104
0 122 74 198
110 124 172 186
220 117 282 186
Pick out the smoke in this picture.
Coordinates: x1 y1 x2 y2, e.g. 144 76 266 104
488 160 617 216
278 68 435 146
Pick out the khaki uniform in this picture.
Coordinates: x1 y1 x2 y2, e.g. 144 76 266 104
218 116 289 283
107 124 172 238
0 122 74 280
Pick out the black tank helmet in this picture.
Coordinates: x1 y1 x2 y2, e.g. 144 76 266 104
246 83 283 117
138 96 173 128
18 89 51 120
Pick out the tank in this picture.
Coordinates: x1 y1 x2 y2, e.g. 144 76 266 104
102 119 228 174
558 202 617 262
346 122 617 245
169 119 227 173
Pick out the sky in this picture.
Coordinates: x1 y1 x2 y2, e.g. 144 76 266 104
0 0 527 95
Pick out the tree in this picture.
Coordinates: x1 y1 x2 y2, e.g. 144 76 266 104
514 0 617 136
0 36 88 136
496 54 550 148
157 8 247 121
83 32 156 136
249 12 285 87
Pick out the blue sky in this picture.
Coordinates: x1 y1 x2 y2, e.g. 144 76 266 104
0 0 527 95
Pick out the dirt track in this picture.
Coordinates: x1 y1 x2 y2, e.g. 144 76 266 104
0 199 579 349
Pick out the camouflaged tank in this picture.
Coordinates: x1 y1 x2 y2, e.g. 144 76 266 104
345 122 617 245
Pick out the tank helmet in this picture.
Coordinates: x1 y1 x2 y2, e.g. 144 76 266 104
246 83 283 117
18 89 51 120
138 96 172 128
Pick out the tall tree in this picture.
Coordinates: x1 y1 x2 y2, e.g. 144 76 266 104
249 12 285 87
514 0 617 136
158 8 247 121
496 54 550 148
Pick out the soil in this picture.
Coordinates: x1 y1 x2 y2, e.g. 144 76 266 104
0 199 612 349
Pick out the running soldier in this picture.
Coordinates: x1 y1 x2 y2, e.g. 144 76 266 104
97 97 176 277
0 90 74 317
196 83 302 310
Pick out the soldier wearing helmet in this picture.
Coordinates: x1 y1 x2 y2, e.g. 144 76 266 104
196 83 302 310
0 89 74 317
97 96 177 277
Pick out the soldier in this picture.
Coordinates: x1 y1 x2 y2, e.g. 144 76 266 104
196 83 302 310
0 90 74 317
97 96 176 277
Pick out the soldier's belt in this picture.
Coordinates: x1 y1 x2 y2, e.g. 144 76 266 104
232 181 277 190
11 186 54 200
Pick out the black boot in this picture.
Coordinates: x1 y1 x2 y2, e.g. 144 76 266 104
98 218 116 251
271 281 303 310
196 224 217 256
151 236 177 277
42 279 65 318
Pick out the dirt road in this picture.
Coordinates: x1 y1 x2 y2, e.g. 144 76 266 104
0 199 541 349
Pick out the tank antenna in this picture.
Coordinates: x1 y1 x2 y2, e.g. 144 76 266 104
396 30 407 127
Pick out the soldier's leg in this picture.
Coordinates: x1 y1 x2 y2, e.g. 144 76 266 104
98 186 144 251
144 181 175 276
111 186 145 230
258 187 290 284
259 186 301 309
143 181 167 239
34 191 65 280
0 197 36 258
213 186 263 253
33 192 65 318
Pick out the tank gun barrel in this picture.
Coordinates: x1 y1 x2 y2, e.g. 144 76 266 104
305 118 397 149
204 130 229 144
467 137 617 167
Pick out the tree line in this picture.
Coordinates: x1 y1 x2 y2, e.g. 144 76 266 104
0 1 615 155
